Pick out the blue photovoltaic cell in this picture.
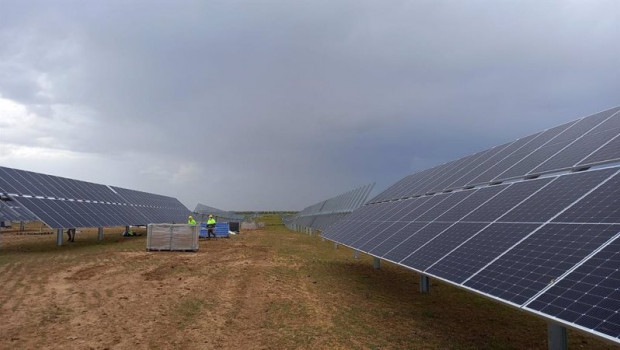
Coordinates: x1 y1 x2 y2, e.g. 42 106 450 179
325 203 392 242
468 132 542 186
394 168 443 198
532 110 620 174
340 221 385 246
348 201 428 248
435 185 507 222
415 190 474 222
553 170 620 224
578 134 620 167
369 222 428 257
447 142 513 189
526 236 620 341
383 197 431 221
523 107 620 178
111 186 191 224
399 195 448 222
356 221 412 252
383 223 452 263
462 178 552 222
483 122 577 182
400 222 487 271
426 223 540 284
496 120 579 180
499 168 617 223
428 149 493 192
465 224 620 305
412 157 473 195
370 172 423 203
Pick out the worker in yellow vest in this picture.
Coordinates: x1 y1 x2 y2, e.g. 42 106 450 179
206 214 217 238
187 215 197 225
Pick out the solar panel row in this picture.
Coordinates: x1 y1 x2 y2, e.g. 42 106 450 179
287 183 374 231
370 106 620 203
0 166 190 229
323 150 620 342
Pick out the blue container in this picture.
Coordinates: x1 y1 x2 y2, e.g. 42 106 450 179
199 223 208 238
215 222 230 238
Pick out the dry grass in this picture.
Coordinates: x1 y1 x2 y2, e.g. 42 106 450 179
0 217 616 349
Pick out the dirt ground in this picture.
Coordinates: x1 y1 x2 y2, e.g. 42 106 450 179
0 220 617 350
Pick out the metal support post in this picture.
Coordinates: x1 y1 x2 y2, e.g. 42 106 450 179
20 221 25 231
334 242 339 249
321 237 325 242
56 228 63 246
373 257 381 269
353 250 359 259
98 227 104 241
547 323 567 350
420 274 430 293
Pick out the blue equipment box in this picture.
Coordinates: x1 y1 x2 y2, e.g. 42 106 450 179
199 223 208 238
215 222 230 237
199 222 229 238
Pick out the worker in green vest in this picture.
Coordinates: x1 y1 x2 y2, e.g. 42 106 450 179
187 215 197 225
206 214 217 238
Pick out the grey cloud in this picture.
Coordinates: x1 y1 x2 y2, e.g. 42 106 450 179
1 0 619 210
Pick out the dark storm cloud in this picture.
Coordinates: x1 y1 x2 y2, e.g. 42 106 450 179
1 0 619 210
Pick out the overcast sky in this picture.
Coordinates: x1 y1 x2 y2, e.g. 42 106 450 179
0 1 619 211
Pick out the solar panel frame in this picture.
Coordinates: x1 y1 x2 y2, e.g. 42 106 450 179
578 133 620 167
383 222 453 263
400 222 488 271
467 132 543 186
531 109 620 174
493 120 580 181
465 223 620 306
499 168 617 223
425 223 542 284
552 169 620 224
461 177 553 222
524 234 620 343
445 141 514 190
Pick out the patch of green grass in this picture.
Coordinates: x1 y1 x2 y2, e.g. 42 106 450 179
174 297 212 327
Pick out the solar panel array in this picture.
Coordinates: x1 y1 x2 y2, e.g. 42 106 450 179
193 203 245 222
285 183 374 231
0 166 191 229
0 197 37 222
322 106 620 344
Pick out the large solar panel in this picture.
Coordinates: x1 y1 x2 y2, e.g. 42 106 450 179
0 166 190 229
111 186 190 224
465 224 620 305
526 235 620 341
321 106 620 344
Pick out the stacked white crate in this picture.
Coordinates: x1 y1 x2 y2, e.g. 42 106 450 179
146 224 199 251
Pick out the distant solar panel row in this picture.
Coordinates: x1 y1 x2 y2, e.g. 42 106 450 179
323 107 620 344
0 166 190 229
288 183 374 231
194 203 245 222
370 106 620 203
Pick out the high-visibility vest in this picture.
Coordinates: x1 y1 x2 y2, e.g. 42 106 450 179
207 218 216 225
188 218 197 225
